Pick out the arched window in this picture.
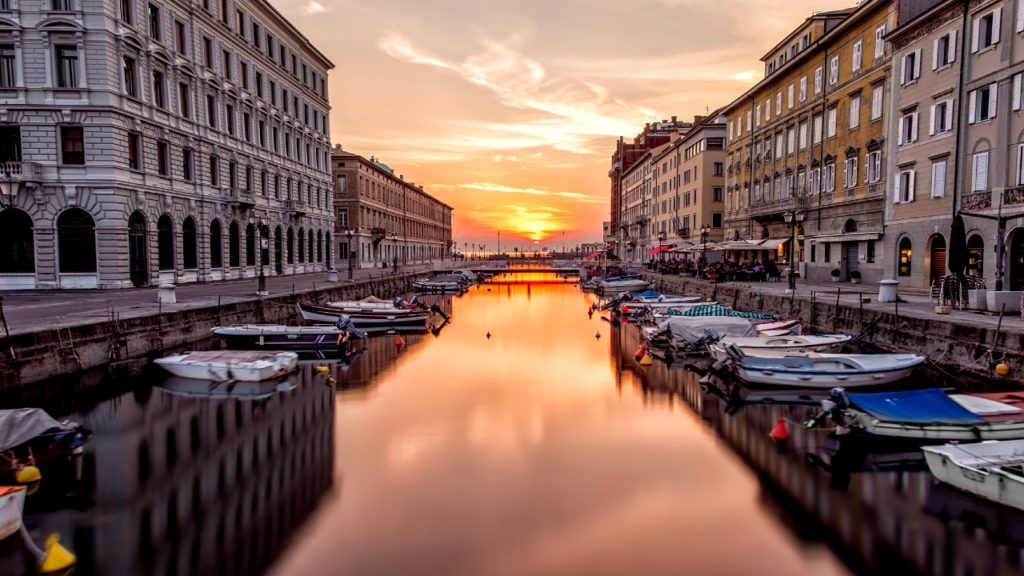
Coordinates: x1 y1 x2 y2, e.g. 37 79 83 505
308 232 314 264
157 215 174 270
57 208 96 273
0 209 34 273
182 217 197 270
128 211 147 286
967 234 984 278
210 220 222 268
274 226 283 274
325 232 331 267
287 227 294 264
229 221 240 267
245 223 256 266
898 237 912 277
317 230 323 262
297 228 305 263
843 219 857 233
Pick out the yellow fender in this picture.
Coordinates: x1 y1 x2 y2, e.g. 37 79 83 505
39 534 76 573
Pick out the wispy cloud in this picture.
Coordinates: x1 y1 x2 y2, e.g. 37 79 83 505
303 0 329 14
441 182 600 202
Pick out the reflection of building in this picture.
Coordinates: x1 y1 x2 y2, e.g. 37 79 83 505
40 369 334 575
0 0 334 288
331 146 453 269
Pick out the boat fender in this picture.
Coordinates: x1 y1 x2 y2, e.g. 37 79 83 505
15 465 41 484
39 534 76 573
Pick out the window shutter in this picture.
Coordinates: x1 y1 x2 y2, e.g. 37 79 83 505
994 9 1003 42
932 38 940 70
932 162 945 198
950 29 957 62
1019 0 1024 32
912 112 919 142
913 49 922 79
852 160 858 187
1015 73 1022 110
973 17 981 52
945 98 954 129
901 55 908 84
989 82 999 118
893 172 902 203
908 170 916 202
1018 144 1024 185
897 116 905 145
969 90 977 123
929 105 937 136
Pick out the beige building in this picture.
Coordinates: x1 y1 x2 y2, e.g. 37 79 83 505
723 1 897 283
650 114 727 257
620 143 668 263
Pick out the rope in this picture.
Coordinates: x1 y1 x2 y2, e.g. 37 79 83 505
18 524 44 560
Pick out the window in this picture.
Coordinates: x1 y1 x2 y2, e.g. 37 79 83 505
812 114 823 144
824 243 831 263
182 218 197 270
852 40 863 72
255 71 263 98
844 158 858 189
972 9 1001 52
713 162 723 176
931 160 946 198
712 213 723 228
0 45 14 88
969 83 997 123
229 221 240 267
206 95 216 128
972 151 989 192
152 69 165 109
156 140 168 176
901 49 921 84
182 148 193 181
898 237 912 277
203 37 212 68
896 169 915 203
127 132 141 170
810 168 821 195
0 209 34 273
222 49 231 78
57 208 96 273
236 10 244 34
875 25 887 59
931 99 953 134
228 160 236 188
1014 72 1024 111
226 104 235 135
934 30 957 69
209 155 219 185
867 240 875 263
866 151 882 183
52 0 75 9
60 125 84 164
122 55 137 97
119 0 132 23
244 165 252 191
849 95 861 129
799 77 807 103
798 121 808 149
776 92 782 114
243 112 251 141
178 83 190 118
1018 144 1024 185
787 127 795 154
157 215 173 270
899 111 919 145
175 21 187 55
787 84 794 109
826 106 837 137
814 67 823 94
829 55 839 85
824 163 836 192
252 23 260 48
871 84 884 120
811 243 816 262
713 187 723 202
55 45 78 88
148 4 160 40
240 61 248 88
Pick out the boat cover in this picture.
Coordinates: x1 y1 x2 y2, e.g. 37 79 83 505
670 303 775 320
849 389 985 424
658 316 755 344
632 290 661 300
0 408 62 452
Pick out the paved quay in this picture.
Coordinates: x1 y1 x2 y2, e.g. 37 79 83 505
0 264 443 336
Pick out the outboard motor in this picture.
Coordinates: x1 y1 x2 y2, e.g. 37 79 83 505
336 315 368 340
430 303 450 322
806 387 849 429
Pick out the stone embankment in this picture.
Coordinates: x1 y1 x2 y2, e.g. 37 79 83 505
0 275 417 390
648 274 1024 387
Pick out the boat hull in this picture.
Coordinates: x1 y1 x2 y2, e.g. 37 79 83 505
923 445 1024 510
154 351 298 382
734 364 918 388
213 325 349 351
845 413 1024 441
0 486 26 540
298 303 430 330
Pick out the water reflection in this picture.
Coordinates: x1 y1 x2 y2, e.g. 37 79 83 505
0 367 334 576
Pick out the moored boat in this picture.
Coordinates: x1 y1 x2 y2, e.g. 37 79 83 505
156 375 296 400
154 350 298 382
0 486 26 540
212 323 356 351
923 440 1024 510
642 316 758 356
598 277 655 294
0 408 90 478
412 274 468 293
707 334 852 360
720 345 924 388
298 301 431 331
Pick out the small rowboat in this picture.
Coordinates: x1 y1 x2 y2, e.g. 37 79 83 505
157 375 296 400
707 334 852 360
598 278 655 294
298 302 431 331
923 440 1024 511
154 351 298 382
413 275 468 293
723 345 924 388
0 486 26 540
212 324 352 351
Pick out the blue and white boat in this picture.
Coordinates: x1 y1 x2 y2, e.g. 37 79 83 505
721 344 923 388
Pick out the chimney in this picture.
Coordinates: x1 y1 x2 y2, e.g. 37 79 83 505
671 116 677 123
693 115 704 125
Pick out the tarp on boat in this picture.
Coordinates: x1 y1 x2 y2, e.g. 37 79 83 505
849 389 985 424
669 303 776 320
657 316 755 344
632 290 662 300
0 408 62 452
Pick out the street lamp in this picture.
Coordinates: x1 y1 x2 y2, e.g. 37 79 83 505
346 229 354 280
0 167 16 208
251 214 269 295
783 209 806 292
699 224 711 278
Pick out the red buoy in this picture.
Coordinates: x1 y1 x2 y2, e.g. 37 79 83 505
769 417 790 443
633 342 648 362
394 334 405 347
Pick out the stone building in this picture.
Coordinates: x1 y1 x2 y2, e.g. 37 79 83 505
723 1 896 284
331 146 452 272
0 0 333 289
650 114 727 258
620 143 667 263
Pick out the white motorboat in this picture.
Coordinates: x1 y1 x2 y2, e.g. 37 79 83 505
707 334 852 360
154 351 298 382
598 278 655 294
212 323 357 350
642 316 757 356
299 297 432 330
413 275 468 293
0 486 26 540
722 345 923 387
923 440 1024 510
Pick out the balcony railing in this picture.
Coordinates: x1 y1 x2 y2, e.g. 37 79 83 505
747 195 808 218
961 191 992 211
370 227 387 238
1005 186 1024 207
228 188 255 208
284 198 306 215
0 161 42 181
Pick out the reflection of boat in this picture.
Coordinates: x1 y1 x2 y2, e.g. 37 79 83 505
816 388 1024 441
707 334 851 360
154 351 298 382
925 480 1024 549
721 345 924 388
0 486 26 540
298 302 431 331
923 440 1024 510
212 324 352 351
0 408 90 477
156 374 297 400
413 275 469 293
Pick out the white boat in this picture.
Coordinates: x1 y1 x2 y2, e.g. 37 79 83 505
598 278 655 294
923 440 1024 510
0 486 26 540
413 275 468 293
212 323 357 350
642 316 757 355
300 298 432 331
154 351 298 382
707 334 852 360
157 375 296 400
722 345 923 388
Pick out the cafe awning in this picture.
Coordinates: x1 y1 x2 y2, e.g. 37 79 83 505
756 238 791 250
648 245 672 255
582 250 604 262
812 232 883 243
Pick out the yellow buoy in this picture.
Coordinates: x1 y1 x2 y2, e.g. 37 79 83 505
313 366 329 374
39 534 76 573
996 363 1011 377
15 465 41 484
639 353 653 366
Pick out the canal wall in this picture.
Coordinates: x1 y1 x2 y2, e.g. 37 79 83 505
647 274 1024 387
0 275 418 390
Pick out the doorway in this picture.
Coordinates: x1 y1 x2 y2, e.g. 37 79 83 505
929 234 947 284
1011 229 1024 291
844 242 859 280
128 212 148 287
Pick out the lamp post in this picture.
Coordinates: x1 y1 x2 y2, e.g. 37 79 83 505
346 229 354 280
699 224 711 278
657 231 667 266
783 209 806 292
251 214 268 295
0 167 15 208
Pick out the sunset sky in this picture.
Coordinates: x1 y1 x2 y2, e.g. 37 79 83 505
270 0 853 250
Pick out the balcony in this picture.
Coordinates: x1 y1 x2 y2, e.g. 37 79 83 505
747 195 808 219
1005 186 1024 207
677 228 691 238
285 198 306 216
961 191 992 211
0 161 42 182
228 188 255 209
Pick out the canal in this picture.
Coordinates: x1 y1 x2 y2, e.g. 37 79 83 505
2 272 1024 575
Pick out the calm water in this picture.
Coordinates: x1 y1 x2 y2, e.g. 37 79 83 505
4 272 1024 575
